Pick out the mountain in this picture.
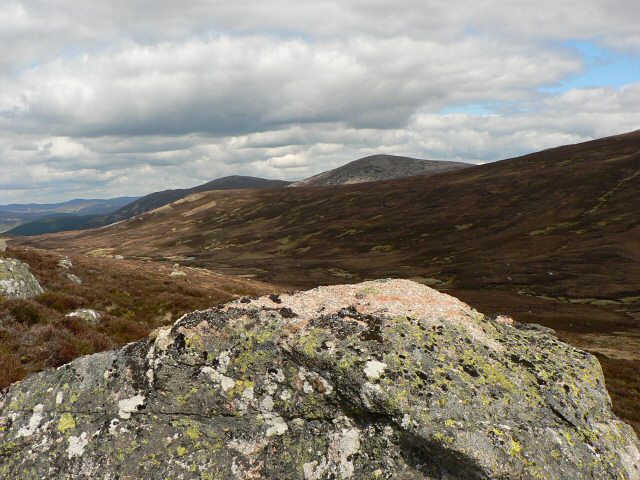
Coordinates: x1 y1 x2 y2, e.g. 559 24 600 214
0 197 137 233
289 154 470 187
17 130 640 431
5 213 102 236
0 197 138 215
6 176 291 236
101 175 292 223
1 279 638 478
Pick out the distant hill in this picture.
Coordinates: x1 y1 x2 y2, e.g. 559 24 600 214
103 175 292 223
289 154 470 187
0 197 137 233
7 176 291 236
0 197 138 216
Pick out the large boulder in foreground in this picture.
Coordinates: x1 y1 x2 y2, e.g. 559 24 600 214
0 279 638 479
0 257 44 299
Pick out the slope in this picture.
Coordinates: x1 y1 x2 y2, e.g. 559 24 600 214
0 245 272 390
0 197 137 233
7 175 291 236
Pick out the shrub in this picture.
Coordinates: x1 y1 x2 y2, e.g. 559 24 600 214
0 352 26 389
2 300 44 325
104 317 149 344
37 291 86 312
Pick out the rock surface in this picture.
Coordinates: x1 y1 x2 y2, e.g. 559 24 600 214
0 279 638 479
0 257 44 299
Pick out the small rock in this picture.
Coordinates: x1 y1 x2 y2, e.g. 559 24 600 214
58 257 73 269
64 273 82 284
66 309 102 324
170 270 187 277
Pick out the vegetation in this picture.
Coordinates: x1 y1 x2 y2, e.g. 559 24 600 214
0 247 271 390
598 354 640 434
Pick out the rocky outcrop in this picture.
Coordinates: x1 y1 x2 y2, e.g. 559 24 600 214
0 279 638 479
290 155 470 187
0 257 44 299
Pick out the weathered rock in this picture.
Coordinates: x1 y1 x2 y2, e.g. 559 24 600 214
0 257 44 299
57 257 73 270
63 272 83 284
0 238 6 253
65 309 102 324
0 279 638 479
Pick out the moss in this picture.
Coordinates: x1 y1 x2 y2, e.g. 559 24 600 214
185 333 204 351
0 441 20 456
562 431 576 447
177 446 187 457
186 425 201 440
297 328 327 358
226 379 254 402
509 439 522 456
57 412 76 434
433 431 455 445
176 386 198 406
125 440 140 455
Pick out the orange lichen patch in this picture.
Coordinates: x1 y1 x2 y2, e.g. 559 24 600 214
494 315 515 326
229 280 503 351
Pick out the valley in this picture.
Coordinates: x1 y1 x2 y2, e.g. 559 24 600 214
12 130 640 432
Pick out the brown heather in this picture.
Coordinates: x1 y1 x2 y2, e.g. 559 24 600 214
0 247 273 391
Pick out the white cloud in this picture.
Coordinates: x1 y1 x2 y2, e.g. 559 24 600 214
0 0 640 202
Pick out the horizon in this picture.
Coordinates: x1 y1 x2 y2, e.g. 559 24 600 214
2 1 640 203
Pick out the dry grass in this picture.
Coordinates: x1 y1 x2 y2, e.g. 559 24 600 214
0 247 273 390
597 354 640 435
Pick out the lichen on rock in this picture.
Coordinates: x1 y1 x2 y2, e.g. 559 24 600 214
0 257 44 299
0 279 638 479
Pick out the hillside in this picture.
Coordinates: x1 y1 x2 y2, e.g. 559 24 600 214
7 176 291 236
0 197 137 233
290 154 470 186
16 130 640 431
0 245 272 389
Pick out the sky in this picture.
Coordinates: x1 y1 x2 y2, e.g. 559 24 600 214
1 0 640 203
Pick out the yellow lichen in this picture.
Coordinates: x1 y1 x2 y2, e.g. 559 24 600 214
57 413 76 434
509 439 522 456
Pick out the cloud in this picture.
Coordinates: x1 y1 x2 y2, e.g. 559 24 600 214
0 35 582 137
0 0 640 203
